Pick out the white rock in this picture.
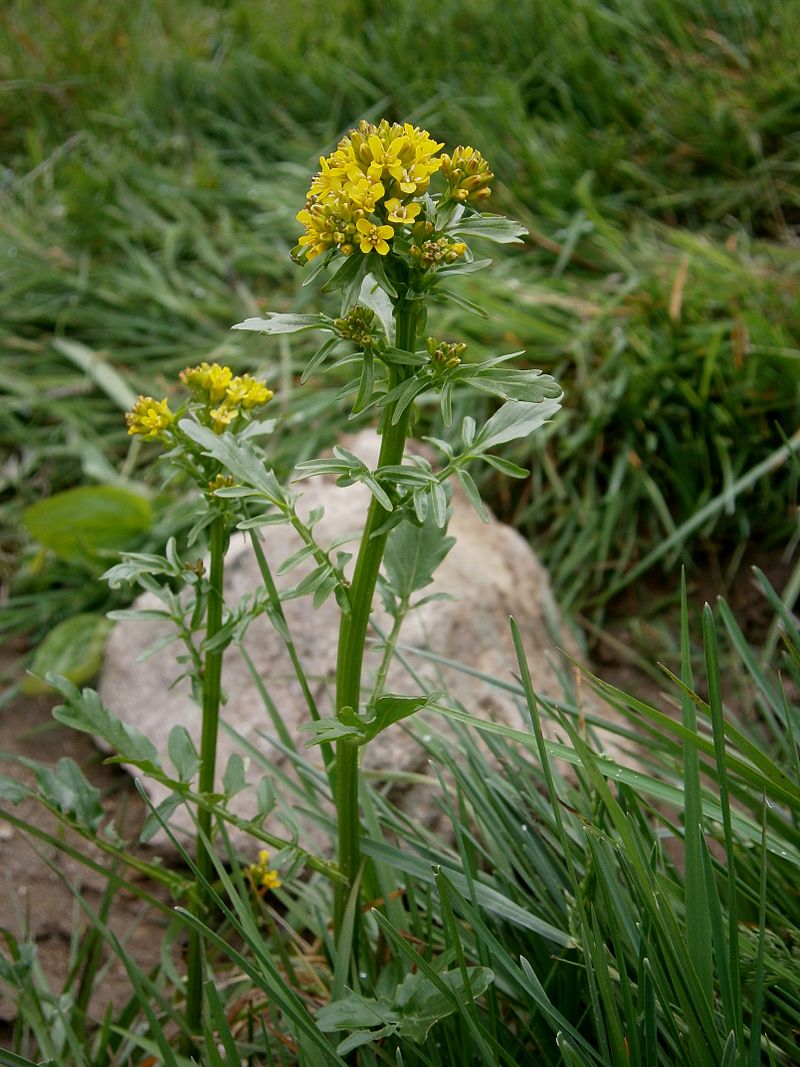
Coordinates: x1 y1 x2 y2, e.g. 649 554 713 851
99 431 614 854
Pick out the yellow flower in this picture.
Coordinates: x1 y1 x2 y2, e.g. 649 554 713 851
384 198 421 225
356 218 394 255
225 374 273 410
209 403 238 433
247 849 282 894
296 119 444 261
180 362 233 403
125 396 174 441
440 145 494 203
347 177 385 213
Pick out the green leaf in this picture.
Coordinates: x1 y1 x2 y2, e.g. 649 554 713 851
222 752 247 796
365 253 398 299
456 469 489 523
301 716 367 747
49 676 161 772
168 725 200 781
317 967 494 1048
231 312 332 334
435 288 488 318
179 420 283 500
383 504 456 599
370 693 439 735
32 757 104 831
481 454 530 478
448 213 528 244
468 367 563 404
23 613 113 694
139 791 183 843
301 336 341 384
22 486 152 565
471 397 562 452
358 276 395 342
351 351 375 415
394 967 494 1042
0 776 30 804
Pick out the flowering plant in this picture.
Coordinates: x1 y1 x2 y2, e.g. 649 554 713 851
232 119 563 951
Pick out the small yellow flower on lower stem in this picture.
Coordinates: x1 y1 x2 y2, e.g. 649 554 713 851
247 849 282 894
355 218 394 255
125 396 174 441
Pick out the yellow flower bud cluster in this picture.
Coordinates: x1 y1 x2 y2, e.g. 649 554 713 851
296 119 444 261
410 237 468 269
180 362 273 433
247 849 281 894
125 396 174 441
440 145 493 203
427 337 467 378
333 306 382 350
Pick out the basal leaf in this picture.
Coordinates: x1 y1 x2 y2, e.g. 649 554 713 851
23 613 113 694
22 486 152 566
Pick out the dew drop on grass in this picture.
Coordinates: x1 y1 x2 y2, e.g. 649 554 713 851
521 824 528 832
422 734 432 742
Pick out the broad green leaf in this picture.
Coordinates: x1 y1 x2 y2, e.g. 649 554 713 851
231 312 332 334
471 397 562 452
22 486 152 565
383 507 456 599
394 967 494 1042
23 613 113 694
317 967 494 1048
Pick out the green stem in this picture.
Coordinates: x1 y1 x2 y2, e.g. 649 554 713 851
186 512 226 1038
333 296 420 940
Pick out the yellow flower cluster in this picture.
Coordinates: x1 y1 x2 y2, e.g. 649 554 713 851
410 236 468 268
440 146 493 203
296 119 444 261
427 336 467 375
247 849 281 894
180 362 273 433
126 396 174 441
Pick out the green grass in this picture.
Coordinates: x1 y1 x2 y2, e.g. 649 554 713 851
3 576 800 1064
1 11 800 1055
2 0 798 635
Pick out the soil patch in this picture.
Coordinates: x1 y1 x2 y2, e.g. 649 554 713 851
0 644 176 1038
